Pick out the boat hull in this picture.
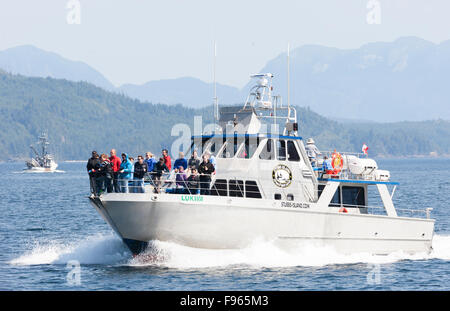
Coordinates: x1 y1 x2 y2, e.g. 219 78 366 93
25 162 58 172
90 193 434 256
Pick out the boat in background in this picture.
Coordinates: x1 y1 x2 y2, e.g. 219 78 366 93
25 133 58 172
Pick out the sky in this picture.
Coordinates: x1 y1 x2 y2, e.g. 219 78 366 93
0 0 449 88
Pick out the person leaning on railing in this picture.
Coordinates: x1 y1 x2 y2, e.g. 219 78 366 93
186 167 200 194
152 157 169 193
305 138 321 167
198 154 215 195
95 153 113 195
175 166 188 193
132 155 148 193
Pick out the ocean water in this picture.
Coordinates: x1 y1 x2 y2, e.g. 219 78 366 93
1 158 449 290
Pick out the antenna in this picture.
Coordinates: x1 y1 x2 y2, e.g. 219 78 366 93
213 41 218 123
287 42 290 109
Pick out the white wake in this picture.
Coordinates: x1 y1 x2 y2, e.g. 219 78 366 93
14 170 65 174
10 234 450 268
130 234 450 268
10 234 129 266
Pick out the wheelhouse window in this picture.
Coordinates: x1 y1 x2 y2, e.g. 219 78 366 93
238 136 260 159
318 184 340 207
277 140 286 161
204 138 222 157
318 185 365 208
245 180 262 199
220 136 243 158
342 186 365 208
287 140 300 162
259 139 275 160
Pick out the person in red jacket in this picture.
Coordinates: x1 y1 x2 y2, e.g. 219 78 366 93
109 148 122 193
162 149 171 171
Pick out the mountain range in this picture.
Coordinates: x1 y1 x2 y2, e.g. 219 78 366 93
1 37 449 122
0 70 449 160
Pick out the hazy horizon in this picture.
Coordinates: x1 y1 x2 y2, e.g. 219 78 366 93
1 0 450 88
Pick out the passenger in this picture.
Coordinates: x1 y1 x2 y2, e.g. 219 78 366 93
152 157 169 193
118 153 133 193
186 167 200 194
86 151 100 195
95 154 113 194
173 152 188 171
145 152 157 186
305 138 321 167
145 152 157 172
209 154 217 169
175 166 188 193
162 149 172 171
323 156 333 175
188 150 200 170
109 149 122 193
198 154 215 195
132 155 148 193
128 157 135 190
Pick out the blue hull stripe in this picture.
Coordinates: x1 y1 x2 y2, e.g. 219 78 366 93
319 178 400 186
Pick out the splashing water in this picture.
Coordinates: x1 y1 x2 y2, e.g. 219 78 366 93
10 234 129 266
129 235 450 268
11 234 450 269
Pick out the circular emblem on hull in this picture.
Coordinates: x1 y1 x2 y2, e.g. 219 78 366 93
272 164 292 188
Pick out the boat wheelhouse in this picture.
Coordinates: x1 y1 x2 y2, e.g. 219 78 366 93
89 73 434 256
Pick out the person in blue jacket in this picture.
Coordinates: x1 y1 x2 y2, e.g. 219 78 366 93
145 152 157 172
173 152 188 171
118 153 133 193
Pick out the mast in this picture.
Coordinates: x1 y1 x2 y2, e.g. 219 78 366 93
213 41 218 124
287 42 290 109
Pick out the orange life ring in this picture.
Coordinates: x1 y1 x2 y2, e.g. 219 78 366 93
339 207 348 213
331 151 344 175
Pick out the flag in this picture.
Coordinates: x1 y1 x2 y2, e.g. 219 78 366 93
362 143 369 155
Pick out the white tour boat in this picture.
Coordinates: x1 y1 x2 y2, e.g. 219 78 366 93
89 73 434 256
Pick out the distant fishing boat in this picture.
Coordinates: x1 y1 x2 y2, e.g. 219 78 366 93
25 133 58 172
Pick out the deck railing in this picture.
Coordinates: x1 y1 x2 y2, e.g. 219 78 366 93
89 171 431 219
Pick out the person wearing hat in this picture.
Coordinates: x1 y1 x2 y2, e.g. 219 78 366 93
305 138 321 167
86 151 100 194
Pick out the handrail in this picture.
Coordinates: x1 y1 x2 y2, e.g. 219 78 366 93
90 173 430 219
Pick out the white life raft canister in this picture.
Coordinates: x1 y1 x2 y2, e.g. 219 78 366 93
347 157 378 175
375 169 390 181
